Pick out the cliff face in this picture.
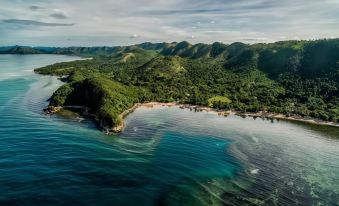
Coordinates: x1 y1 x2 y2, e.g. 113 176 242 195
50 77 150 130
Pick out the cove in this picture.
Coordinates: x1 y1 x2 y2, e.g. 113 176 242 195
0 55 338 205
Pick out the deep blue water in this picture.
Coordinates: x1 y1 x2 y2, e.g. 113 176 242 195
0 55 339 206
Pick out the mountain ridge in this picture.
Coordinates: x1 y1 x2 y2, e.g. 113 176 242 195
25 39 339 131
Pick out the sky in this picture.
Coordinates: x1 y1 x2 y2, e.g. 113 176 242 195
1 0 339 46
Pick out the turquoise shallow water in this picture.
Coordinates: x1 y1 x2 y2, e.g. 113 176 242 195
0 55 339 206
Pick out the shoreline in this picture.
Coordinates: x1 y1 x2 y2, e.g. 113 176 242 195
132 102 339 127
105 102 339 134
46 102 339 135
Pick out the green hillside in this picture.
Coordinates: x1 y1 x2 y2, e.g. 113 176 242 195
33 39 339 130
50 77 150 129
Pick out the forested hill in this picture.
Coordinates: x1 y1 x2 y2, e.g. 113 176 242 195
30 39 338 131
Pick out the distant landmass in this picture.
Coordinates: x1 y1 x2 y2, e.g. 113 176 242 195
2 39 337 132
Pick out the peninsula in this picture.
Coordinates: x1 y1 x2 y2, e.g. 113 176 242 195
8 39 336 133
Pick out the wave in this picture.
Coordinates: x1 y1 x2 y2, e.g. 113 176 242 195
0 70 34 81
0 72 22 80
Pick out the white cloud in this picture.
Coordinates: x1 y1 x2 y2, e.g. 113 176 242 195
0 0 339 46
130 34 138 39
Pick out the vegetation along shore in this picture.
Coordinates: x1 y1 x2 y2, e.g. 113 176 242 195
25 39 339 133
45 101 338 135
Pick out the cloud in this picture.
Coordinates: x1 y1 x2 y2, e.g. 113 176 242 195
141 8 226 15
1 0 339 46
204 30 230 33
29 5 42 10
129 34 138 39
50 13 68 19
3 19 74 27
50 8 69 19
241 37 270 42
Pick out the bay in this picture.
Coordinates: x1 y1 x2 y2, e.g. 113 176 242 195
0 55 338 206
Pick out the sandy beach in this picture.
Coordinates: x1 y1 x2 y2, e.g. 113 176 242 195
46 102 339 135
108 102 339 134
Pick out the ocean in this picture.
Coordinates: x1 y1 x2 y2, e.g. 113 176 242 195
0 55 338 205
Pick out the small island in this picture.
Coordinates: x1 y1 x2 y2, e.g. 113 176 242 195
31 40 339 133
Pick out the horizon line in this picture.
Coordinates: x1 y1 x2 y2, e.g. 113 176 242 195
0 37 338 48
